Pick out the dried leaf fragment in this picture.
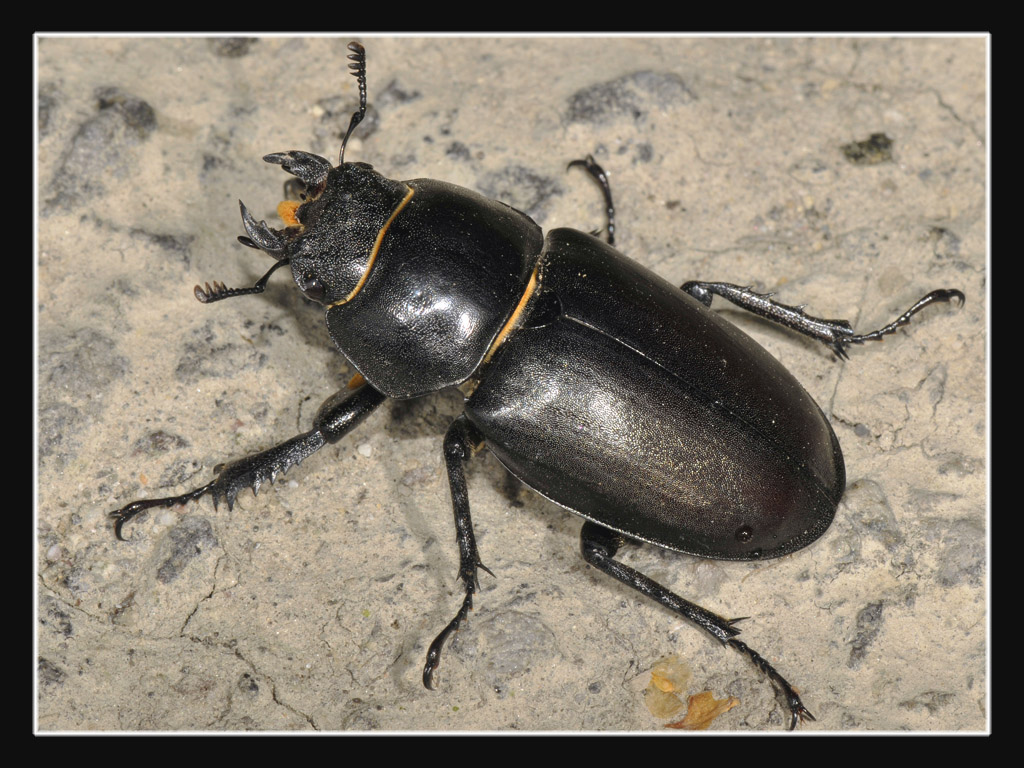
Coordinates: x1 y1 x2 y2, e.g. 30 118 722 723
665 691 740 730
644 686 685 719
643 654 693 718
650 654 691 693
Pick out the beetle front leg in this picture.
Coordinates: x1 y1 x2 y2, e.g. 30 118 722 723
580 521 814 730
109 383 387 540
681 281 964 359
422 415 494 689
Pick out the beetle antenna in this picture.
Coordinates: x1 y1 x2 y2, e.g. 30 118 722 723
339 41 367 166
195 258 291 304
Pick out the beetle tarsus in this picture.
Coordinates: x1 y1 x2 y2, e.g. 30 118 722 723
423 592 473 690
727 637 814 730
830 288 967 357
568 154 616 245
422 416 489 690
109 481 217 541
680 281 965 359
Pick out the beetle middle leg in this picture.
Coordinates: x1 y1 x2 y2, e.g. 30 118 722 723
109 383 386 539
681 281 965 359
568 155 616 245
422 415 495 689
580 521 814 730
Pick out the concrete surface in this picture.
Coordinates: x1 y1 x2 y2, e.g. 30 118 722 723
37 36 986 732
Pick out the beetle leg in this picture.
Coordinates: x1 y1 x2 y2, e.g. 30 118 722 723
568 155 616 245
680 281 965 360
109 383 386 540
579 520 814 730
423 415 493 690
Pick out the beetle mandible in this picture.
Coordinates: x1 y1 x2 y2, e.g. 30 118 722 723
108 41 965 729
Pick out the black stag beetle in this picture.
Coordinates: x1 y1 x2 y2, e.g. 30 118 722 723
110 42 965 729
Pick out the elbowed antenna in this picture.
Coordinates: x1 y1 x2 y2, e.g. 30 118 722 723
195 259 291 304
339 41 367 166
194 201 291 304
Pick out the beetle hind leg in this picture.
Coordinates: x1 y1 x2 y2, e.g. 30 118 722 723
579 520 813 729
422 415 493 689
681 281 964 360
726 638 815 729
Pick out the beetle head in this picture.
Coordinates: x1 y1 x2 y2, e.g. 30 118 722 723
269 157 409 305
194 41 402 307
205 155 409 307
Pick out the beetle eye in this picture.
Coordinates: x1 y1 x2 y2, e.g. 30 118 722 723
734 525 753 543
300 273 325 301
